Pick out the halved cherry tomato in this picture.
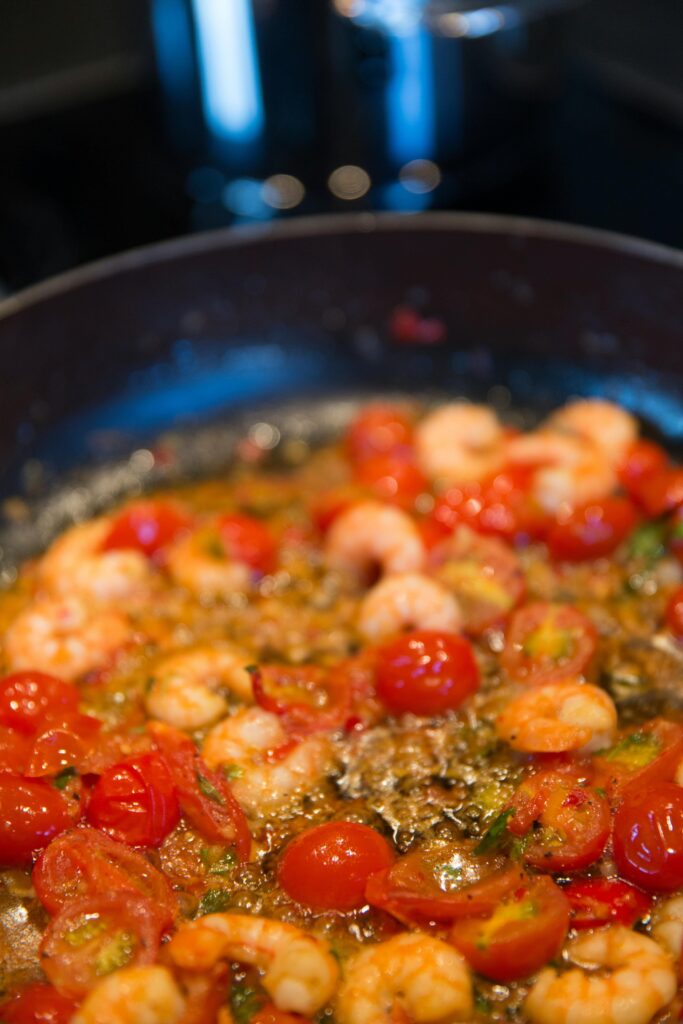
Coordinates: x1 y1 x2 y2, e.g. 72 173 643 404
25 713 102 777
449 876 570 982
252 1005 312 1024
149 722 251 860
0 982 78 1024
101 500 193 561
506 770 610 872
375 630 479 716
666 586 683 640
546 498 638 562
592 718 683 801
0 729 32 774
0 672 79 734
86 752 180 847
430 527 525 634
564 878 651 930
618 439 668 497
214 514 277 575
353 454 427 509
278 821 394 911
501 602 597 685
634 468 683 518
613 782 683 892
40 893 162 997
345 405 414 463
251 664 352 738
430 465 548 544
0 776 74 866
33 826 177 925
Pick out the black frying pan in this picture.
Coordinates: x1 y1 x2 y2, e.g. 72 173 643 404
0 212 681 569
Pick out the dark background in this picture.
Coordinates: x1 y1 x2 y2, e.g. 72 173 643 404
0 0 681 297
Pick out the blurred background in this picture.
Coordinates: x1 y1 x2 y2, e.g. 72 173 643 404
1 0 681 297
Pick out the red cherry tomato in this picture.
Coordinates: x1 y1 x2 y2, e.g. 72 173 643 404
0 982 78 1024
449 876 570 982
149 722 251 860
564 878 651 930
613 782 683 892
506 770 610 872
546 498 638 562
375 630 479 716
345 405 414 463
592 718 683 801
0 729 32 774
86 752 180 847
102 500 192 561
40 893 162 997
666 586 683 640
353 454 427 509
430 527 526 635
0 776 73 866
431 465 548 544
33 826 177 926
278 821 394 911
501 602 597 685
251 664 353 738
618 439 668 496
0 672 80 734
25 712 102 778
215 514 277 575
634 468 683 518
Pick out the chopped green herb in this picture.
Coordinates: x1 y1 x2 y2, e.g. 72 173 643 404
474 808 515 855
94 930 136 976
230 983 265 1024
604 731 661 769
200 847 237 876
474 991 492 1015
627 521 666 562
195 888 232 917
223 763 244 781
196 772 225 805
244 664 259 675
53 765 77 790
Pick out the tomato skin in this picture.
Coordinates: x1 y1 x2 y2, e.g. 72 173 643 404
449 876 570 983
102 500 192 561
431 466 549 544
592 718 683 801
40 893 162 997
546 498 638 562
501 602 597 685
613 782 683 892
0 672 79 734
278 822 394 911
33 826 177 926
25 713 102 778
86 752 180 847
0 776 73 866
215 514 277 575
353 454 427 509
345 405 414 463
666 586 683 640
251 664 353 738
564 878 651 930
375 630 479 716
618 440 668 496
0 982 78 1024
635 468 683 518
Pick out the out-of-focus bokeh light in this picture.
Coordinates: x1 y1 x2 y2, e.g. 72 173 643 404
399 158 441 194
222 178 271 219
434 6 518 39
327 165 372 200
262 174 306 210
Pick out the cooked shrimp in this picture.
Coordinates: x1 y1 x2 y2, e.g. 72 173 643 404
415 403 505 484
71 965 185 1024
202 706 332 815
545 398 638 466
496 680 617 753
37 519 152 601
4 594 132 680
324 502 424 582
525 926 676 1024
145 643 253 729
652 895 683 963
358 572 462 641
506 431 616 512
166 528 251 599
168 913 339 1015
336 933 473 1024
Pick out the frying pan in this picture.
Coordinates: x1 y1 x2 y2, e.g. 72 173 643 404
0 212 682 571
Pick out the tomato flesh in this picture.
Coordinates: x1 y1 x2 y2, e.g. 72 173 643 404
215 514 277 575
345 405 414 463
375 630 479 716
613 782 683 892
102 500 192 560
546 498 638 562
449 876 570 982
0 982 78 1024
501 602 597 685
564 878 651 930
278 821 394 911
592 718 683 800
0 776 74 866
86 752 180 847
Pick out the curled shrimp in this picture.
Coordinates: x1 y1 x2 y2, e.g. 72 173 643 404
336 933 473 1024
358 572 462 641
506 431 616 512
415 403 505 484
496 680 617 754
652 895 683 964
4 594 132 680
37 519 152 601
166 528 251 599
202 706 332 815
168 913 339 1015
545 398 638 466
71 965 185 1024
525 926 677 1024
324 502 424 582
145 643 253 730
